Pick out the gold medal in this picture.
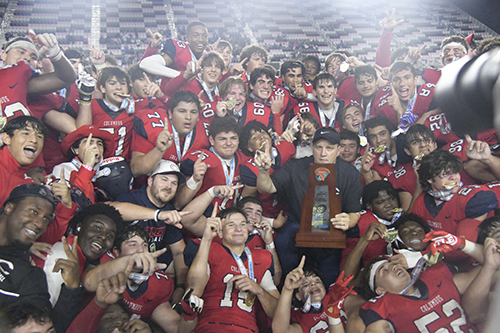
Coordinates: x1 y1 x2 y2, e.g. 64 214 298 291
0 116 6 132
374 145 386 153
245 292 256 307
414 151 425 161
384 230 399 243
359 135 368 147
426 251 444 265
340 61 349 73
226 98 237 110
389 208 403 213
115 93 131 98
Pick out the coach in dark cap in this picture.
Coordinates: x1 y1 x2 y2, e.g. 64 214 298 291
255 127 362 285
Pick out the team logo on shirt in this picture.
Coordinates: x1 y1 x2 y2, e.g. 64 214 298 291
315 168 330 181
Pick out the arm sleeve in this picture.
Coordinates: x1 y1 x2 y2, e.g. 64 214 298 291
376 29 394 67
162 72 190 96
69 168 96 203
140 43 160 62
52 285 85 333
38 203 78 245
464 191 499 218
240 165 257 187
269 160 295 194
259 270 277 292
139 54 181 79
66 298 108 333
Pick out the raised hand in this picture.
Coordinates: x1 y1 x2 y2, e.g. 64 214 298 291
270 95 285 115
254 140 272 171
81 133 100 168
326 271 356 325
405 45 427 64
155 118 173 153
95 271 128 307
88 38 105 65
361 222 387 242
204 202 221 240
465 134 491 161
422 230 465 255
381 8 404 32
125 247 168 276
229 57 247 76
387 85 404 116
76 71 96 102
48 169 72 208
143 73 164 99
284 255 306 291
192 152 208 182
360 143 375 174
147 29 163 49
52 236 80 288
32 31 62 61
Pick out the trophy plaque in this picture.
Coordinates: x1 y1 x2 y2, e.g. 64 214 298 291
295 163 346 248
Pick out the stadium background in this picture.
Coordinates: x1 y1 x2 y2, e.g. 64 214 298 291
0 0 498 69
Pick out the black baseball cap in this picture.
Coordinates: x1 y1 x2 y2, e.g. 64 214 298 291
312 127 340 145
3 184 59 209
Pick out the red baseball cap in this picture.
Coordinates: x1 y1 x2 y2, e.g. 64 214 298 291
61 125 115 158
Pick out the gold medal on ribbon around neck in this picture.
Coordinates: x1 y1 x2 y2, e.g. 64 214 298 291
374 145 386 154
245 292 256 307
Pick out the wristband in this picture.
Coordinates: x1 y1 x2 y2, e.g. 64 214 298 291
186 176 200 190
78 99 91 105
266 241 275 251
50 49 63 62
328 317 341 326
159 93 169 104
461 239 477 255
207 186 216 198
154 209 161 222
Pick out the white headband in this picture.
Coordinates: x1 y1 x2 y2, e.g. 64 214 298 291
5 40 38 56
369 260 388 292
441 42 467 55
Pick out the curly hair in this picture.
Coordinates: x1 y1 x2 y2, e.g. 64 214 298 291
67 203 124 235
418 150 462 192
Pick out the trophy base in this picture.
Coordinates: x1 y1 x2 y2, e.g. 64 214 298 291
295 229 346 248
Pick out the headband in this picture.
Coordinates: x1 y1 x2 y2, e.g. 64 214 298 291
5 40 38 56
369 260 388 292
441 42 467 54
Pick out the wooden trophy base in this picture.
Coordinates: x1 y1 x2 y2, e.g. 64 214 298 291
295 163 346 249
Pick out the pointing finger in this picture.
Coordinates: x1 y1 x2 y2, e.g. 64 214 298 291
147 29 154 39
72 236 79 258
465 134 472 144
212 202 218 218
143 72 152 84
231 184 244 190
179 211 193 216
298 255 306 269
240 57 248 66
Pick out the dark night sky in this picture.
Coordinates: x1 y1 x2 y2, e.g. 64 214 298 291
450 0 500 34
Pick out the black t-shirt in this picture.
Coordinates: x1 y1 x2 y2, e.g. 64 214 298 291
270 156 362 224
0 245 51 308
115 186 183 265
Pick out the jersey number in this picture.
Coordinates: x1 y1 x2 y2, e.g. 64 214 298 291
100 126 126 156
2 102 31 118
147 111 165 128
310 320 328 333
220 273 254 313
413 299 468 333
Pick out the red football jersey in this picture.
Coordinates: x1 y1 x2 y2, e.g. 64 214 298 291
238 101 275 129
340 210 391 269
336 75 362 105
27 93 66 173
181 149 246 210
360 262 474 333
132 108 210 164
371 83 437 127
123 270 174 319
411 184 499 234
0 61 35 119
91 99 136 159
292 101 344 132
196 242 274 333
240 141 296 218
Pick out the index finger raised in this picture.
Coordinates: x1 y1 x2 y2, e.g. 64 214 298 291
143 72 152 84
465 134 472 144
239 57 248 66
298 255 306 269
211 202 218 218
147 29 154 39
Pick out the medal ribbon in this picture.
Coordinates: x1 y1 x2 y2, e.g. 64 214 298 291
197 77 219 102
230 247 254 281
392 88 418 138
71 157 102 182
318 105 336 127
171 124 193 162
210 147 235 186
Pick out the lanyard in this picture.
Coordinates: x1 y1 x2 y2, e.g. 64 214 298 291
171 125 193 162
187 46 198 62
318 104 336 127
210 147 235 186
197 77 219 102
102 97 135 115
230 247 254 281
392 88 418 137
362 97 373 121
